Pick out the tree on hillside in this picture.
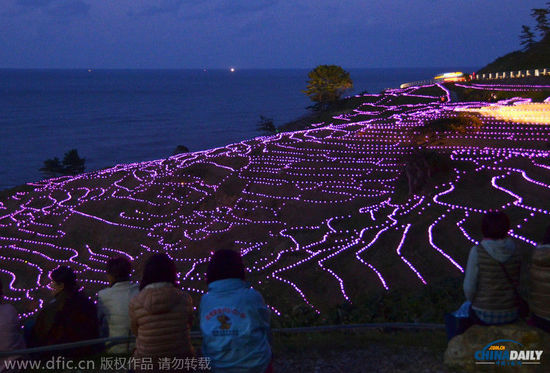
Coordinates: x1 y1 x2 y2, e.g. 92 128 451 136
303 65 353 110
173 145 190 155
520 25 536 50
62 149 86 174
257 115 277 135
40 149 86 178
40 157 64 178
531 8 550 38
482 3 550 72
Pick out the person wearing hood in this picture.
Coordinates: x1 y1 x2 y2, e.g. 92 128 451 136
129 253 194 371
200 249 272 373
463 211 522 325
529 226 550 332
97 256 139 354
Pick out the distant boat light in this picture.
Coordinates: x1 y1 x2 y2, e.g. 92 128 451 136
230 67 235 72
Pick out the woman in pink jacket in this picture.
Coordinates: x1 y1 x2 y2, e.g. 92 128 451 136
0 278 26 372
129 253 194 372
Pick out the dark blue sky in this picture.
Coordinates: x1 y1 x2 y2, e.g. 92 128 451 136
0 0 547 69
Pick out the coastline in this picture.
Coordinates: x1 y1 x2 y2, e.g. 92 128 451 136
1 76 548 196
0 68 482 190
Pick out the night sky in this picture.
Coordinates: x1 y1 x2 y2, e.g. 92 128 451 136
0 0 547 69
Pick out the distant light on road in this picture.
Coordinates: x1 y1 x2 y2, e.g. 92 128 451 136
459 103 550 124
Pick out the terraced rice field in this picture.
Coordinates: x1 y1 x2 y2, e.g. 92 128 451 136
1 83 549 318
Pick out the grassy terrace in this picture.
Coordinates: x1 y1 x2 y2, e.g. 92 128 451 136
0 82 549 331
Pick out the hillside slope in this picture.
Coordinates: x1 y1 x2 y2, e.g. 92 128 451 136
478 34 550 73
1 83 549 323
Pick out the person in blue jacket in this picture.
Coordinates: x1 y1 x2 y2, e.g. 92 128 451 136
200 249 272 373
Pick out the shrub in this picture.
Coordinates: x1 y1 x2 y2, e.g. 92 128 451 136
414 113 483 146
40 149 86 178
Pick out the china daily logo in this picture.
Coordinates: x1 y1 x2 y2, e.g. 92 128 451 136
475 339 543 367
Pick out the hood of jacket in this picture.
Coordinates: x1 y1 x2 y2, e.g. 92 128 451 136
480 237 516 262
207 278 248 293
139 282 181 315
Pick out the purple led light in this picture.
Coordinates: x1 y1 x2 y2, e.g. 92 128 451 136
0 82 548 317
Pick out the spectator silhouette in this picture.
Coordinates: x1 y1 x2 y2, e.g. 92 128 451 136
0 278 26 372
30 266 100 357
200 249 272 373
129 253 194 371
529 225 550 332
97 256 139 354
463 211 522 325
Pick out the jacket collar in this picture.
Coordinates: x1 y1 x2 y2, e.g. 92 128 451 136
480 237 516 261
111 281 133 288
208 278 247 292
143 282 173 291
50 289 76 305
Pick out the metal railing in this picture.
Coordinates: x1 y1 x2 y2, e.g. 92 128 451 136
0 322 444 358
400 80 436 89
399 68 550 88
474 68 550 80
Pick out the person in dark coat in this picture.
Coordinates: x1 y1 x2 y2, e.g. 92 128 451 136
30 266 100 357
0 277 26 371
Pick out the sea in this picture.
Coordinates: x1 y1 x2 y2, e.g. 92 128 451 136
0 68 477 190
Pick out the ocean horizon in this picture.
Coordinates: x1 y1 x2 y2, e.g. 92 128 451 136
0 67 477 190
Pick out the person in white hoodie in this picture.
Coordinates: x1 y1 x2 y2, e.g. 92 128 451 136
97 256 139 354
529 226 550 332
0 278 26 373
463 211 522 325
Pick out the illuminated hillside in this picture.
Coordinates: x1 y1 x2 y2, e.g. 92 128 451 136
1 83 549 318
